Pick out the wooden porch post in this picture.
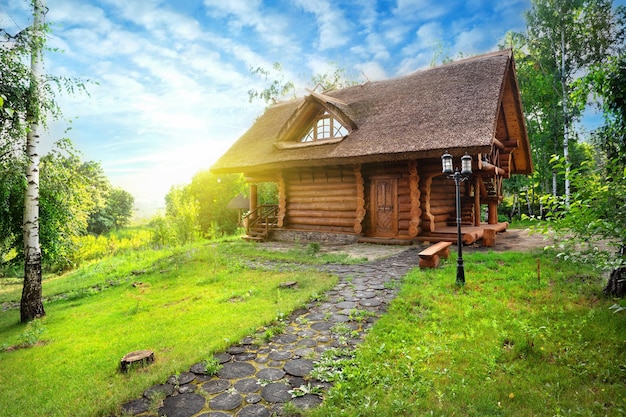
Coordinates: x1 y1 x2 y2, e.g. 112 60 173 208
474 176 481 226
488 200 498 224
250 184 258 220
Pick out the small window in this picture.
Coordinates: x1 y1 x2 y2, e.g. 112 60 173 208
300 111 348 143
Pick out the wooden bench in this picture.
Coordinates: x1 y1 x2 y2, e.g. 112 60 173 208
418 241 453 269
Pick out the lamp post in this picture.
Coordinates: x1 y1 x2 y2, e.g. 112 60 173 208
441 151 472 285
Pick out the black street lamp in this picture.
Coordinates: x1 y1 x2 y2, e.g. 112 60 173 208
441 151 472 285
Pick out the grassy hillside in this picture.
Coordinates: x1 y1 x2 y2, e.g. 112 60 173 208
0 241 339 417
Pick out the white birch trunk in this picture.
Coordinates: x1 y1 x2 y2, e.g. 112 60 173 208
21 0 46 323
561 25 570 207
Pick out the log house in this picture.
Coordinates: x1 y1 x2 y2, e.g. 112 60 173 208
211 50 533 245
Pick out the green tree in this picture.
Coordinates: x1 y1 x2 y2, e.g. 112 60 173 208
248 62 295 106
1 1 87 321
523 0 625 205
164 185 199 245
87 187 134 235
185 171 246 238
542 53 626 296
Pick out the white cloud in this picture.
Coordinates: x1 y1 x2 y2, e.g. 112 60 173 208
293 0 352 50
452 27 488 55
395 52 432 75
202 0 294 49
392 0 449 20
356 61 387 81
400 21 444 58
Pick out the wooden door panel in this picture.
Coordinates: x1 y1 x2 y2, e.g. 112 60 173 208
370 178 398 237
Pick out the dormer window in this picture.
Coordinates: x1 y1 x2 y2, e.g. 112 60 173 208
301 111 349 143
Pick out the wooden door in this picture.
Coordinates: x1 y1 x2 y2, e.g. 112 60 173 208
370 178 398 237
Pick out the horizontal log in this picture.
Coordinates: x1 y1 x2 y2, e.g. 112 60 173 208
398 202 413 213
398 194 411 204
428 192 454 201
429 206 455 215
479 161 506 176
399 219 416 230
285 178 356 190
287 195 355 204
287 216 355 227
421 213 449 223
285 224 355 233
287 209 356 219
463 231 479 245
398 211 413 221
288 182 355 193
287 202 356 211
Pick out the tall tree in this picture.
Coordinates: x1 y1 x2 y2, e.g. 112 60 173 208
21 0 46 322
524 0 625 205
1 0 87 320
184 171 246 237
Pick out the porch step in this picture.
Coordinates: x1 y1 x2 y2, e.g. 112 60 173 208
242 235 265 242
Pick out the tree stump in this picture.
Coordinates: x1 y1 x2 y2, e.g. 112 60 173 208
604 267 626 297
120 349 154 373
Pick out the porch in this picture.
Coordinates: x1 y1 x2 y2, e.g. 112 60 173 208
416 222 509 245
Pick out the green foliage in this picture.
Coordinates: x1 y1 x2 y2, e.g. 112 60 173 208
87 187 134 235
309 62 358 91
0 139 129 272
542 155 626 268
248 62 295 105
184 171 246 238
502 0 625 209
70 227 153 267
164 185 200 244
202 356 223 376
542 53 626 278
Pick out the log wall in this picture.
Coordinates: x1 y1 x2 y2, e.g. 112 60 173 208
283 166 358 233
419 161 457 232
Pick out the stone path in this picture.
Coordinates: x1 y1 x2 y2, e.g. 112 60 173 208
118 247 418 417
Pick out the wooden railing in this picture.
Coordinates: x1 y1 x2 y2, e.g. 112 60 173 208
243 204 279 240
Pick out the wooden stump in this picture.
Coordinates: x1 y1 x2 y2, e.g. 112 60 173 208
418 241 452 269
419 254 440 268
482 228 496 247
120 349 154 373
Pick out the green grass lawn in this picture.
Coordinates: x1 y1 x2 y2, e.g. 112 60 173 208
310 249 626 417
2 240 625 417
0 241 339 417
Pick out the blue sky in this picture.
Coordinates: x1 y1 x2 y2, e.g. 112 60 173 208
0 0 608 216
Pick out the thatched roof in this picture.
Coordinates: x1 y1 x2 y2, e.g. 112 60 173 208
212 50 532 176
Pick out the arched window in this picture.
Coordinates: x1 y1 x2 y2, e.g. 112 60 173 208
301 111 349 143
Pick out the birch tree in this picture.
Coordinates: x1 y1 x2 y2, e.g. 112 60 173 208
1 0 87 321
20 0 46 322
524 0 625 205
